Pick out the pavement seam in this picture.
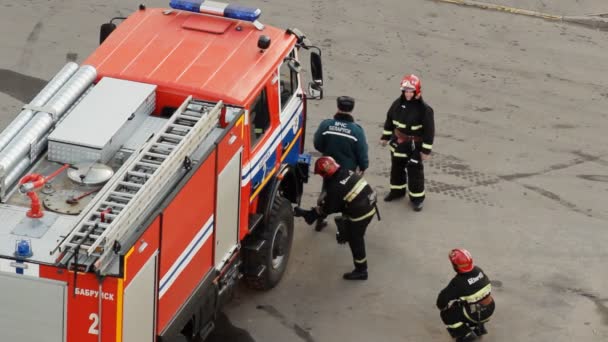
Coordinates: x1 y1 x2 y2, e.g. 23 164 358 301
430 0 608 30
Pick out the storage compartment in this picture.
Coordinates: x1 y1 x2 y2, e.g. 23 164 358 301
48 78 156 164
0 272 67 342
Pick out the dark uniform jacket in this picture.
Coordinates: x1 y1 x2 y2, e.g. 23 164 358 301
319 168 376 222
436 266 492 311
381 95 435 155
314 113 369 172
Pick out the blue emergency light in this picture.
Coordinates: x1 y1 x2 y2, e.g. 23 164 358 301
14 239 33 258
170 0 262 22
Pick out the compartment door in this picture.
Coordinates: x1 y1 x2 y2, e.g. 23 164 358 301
0 272 66 341
123 254 158 342
215 150 242 269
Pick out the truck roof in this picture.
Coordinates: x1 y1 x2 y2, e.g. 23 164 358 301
84 7 296 106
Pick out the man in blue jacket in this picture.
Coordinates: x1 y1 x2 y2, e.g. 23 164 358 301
313 96 369 231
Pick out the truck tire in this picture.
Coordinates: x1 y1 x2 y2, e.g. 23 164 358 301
245 195 294 290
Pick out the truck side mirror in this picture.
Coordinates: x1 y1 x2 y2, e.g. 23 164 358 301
99 23 117 45
308 82 323 100
310 51 323 85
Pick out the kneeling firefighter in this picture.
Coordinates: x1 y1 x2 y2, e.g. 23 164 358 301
437 249 495 341
294 156 379 280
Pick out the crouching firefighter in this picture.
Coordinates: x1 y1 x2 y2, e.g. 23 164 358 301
294 156 379 280
436 249 495 342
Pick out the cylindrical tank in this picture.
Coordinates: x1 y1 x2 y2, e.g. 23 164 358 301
0 65 97 179
0 62 78 153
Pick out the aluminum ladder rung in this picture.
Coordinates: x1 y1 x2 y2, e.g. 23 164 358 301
118 181 144 189
127 171 150 178
174 119 199 128
183 108 204 116
61 242 81 251
83 221 109 229
144 152 169 160
169 123 193 131
152 142 177 150
161 132 186 141
135 161 161 169
93 213 118 221
101 201 126 209
109 191 135 199
186 103 204 111
146 146 171 155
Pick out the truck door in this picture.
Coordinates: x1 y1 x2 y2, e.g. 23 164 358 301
278 49 304 165
248 82 279 201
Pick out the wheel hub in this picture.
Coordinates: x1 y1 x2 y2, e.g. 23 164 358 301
271 223 288 269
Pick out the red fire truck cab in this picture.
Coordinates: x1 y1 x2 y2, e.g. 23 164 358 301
0 2 323 341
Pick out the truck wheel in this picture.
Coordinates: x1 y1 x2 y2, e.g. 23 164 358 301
245 195 294 290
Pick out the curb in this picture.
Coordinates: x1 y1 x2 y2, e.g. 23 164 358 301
563 16 608 30
432 0 608 30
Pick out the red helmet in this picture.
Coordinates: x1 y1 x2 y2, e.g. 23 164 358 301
449 248 474 273
400 74 422 95
314 156 340 178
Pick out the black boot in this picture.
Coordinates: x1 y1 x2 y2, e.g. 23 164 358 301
411 201 424 212
315 219 328 232
473 323 487 336
455 331 477 342
343 269 368 280
384 192 405 202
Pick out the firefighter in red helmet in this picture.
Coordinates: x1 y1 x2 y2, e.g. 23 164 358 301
294 157 378 280
380 74 435 211
437 249 495 341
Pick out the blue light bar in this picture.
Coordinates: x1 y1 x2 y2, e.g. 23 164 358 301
170 0 203 13
224 4 261 22
170 0 262 22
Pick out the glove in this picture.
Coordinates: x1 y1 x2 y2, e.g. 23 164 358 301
294 207 319 225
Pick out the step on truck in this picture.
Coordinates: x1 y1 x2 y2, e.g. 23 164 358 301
0 1 324 341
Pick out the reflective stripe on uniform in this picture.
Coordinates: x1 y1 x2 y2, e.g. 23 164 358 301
409 190 425 198
422 143 433 150
390 184 407 190
392 120 406 128
446 322 464 329
411 125 422 130
346 207 376 222
355 258 367 264
322 130 358 141
459 284 492 303
463 306 491 323
344 179 368 202
383 130 393 135
389 146 407 158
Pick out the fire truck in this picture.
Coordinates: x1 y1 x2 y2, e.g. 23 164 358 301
0 1 324 341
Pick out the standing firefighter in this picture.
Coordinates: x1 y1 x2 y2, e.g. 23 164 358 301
436 249 495 342
313 96 369 231
380 74 435 211
294 157 377 280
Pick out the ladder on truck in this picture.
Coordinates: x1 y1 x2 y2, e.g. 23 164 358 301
55 96 222 274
